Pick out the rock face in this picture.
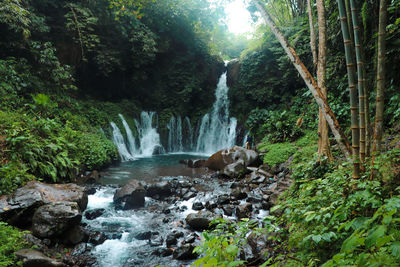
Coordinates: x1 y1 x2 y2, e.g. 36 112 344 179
204 146 259 171
185 210 215 231
113 179 146 209
220 160 251 178
226 59 240 88
15 249 67 267
32 202 82 239
0 181 87 227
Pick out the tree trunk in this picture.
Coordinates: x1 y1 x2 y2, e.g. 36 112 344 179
316 0 333 161
372 0 388 159
307 0 317 71
349 0 366 170
337 0 360 179
253 0 351 159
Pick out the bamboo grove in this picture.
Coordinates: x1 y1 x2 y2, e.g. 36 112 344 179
253 0 390 180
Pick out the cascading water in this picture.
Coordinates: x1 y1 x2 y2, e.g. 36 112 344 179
110 122 135 161
196 70 237 154
135 111 164 156
118 114 137 155
166 116 183 152
184 116 194 151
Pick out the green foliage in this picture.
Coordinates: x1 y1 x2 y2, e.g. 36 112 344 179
258 142 297 167
0 162 35 196
193 218 256 267
0 222 28 267
0 0 30 36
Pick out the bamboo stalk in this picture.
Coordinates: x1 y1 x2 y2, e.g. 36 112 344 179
349 0 366 171
337 0 360 179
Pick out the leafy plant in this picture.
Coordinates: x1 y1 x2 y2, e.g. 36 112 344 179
0 222 28 267
193 218 256 267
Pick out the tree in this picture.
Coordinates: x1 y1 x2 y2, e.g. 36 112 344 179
316 0 333 161
337 0 360 179
349 0 367 169
252 0 351 159
372 0 388 159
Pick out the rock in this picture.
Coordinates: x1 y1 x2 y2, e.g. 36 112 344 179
64 243 97 267
184 233 198 244
183 191 197 200
166 231 183 247
86 187 97 195
205 201 217 210
149 234 163 247
186 211 215 231
23 233 48 251
63 225 87 245
179 159 189 165
32 202 82 239
231 188 247 200
220 160 250 178
146 181 171 199
15 249 67 267
223 205 234 216
204 146 259 171
152 247 173 257
0 181 87 227
227 58 240 88
113 180 146 209
152 145 165 155
88 231 107 245
188 159 207 168
236 203 253 219
192 202 204 211
172 244 197 260
85 208 105 220
217 194 230 205
134 231 153 240
79 170 101 184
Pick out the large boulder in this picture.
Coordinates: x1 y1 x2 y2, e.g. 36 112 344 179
146 181 171 199
220 160 251 178
113 180 146 209
15 249 67 267
0 181 87 227
185 210 215 231
32 201 82 239
204 146 259 171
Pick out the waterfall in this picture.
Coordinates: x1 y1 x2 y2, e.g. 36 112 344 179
110 122 135 161
196 71 237 154
184 116 193 151
118 114 137 155
167 116 183 152
135 111 164 156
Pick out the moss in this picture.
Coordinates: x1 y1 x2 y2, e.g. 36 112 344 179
0 222 28 266
258 142 297 167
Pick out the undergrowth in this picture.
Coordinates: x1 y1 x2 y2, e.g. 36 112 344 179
0 222 28 267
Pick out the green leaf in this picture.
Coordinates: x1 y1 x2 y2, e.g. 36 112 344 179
390 241 400 258
312 235 321 243
365 225 386 249
341 233 362 253
226 244 238 256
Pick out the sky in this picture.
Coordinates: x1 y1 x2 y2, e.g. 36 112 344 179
225 0 253 34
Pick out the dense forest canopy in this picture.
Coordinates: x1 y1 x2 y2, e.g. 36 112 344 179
1 0 400 266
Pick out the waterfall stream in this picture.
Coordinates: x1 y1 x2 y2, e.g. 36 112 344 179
110 68 237 158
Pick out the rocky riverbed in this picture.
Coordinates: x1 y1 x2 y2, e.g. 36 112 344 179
1 146 293 266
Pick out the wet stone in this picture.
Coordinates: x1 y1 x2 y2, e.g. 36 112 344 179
205 201 217 210
223 205 234 216
173 244 197 260
217 194 230 205
149 235 163 247
152 247 173 257
134 231 153 240
192 202 204 211
85 208 105 220
88 231 107 245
